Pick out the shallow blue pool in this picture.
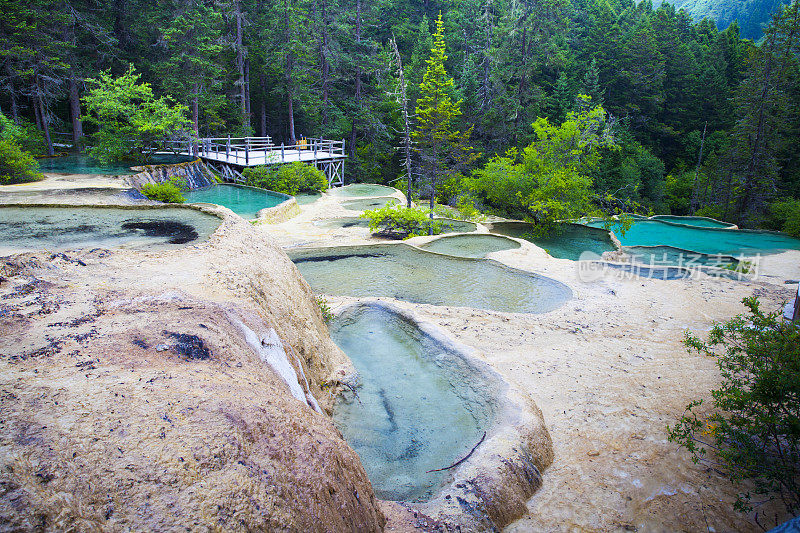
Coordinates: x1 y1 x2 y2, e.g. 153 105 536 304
184 184 289 218
585 219 800 256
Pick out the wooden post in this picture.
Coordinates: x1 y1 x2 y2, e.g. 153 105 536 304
226 136 231 161
313 141 318 162
281 143 285 163
794 283 799 322
245 138 250 166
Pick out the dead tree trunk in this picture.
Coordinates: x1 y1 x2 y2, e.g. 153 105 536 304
260 74 267 137
319 0 331 126
284 0 296 144
36 77 54 156
235 0 250 132
690 121 707 213
69 73 84 149
390 37 413 207
349 0 363 160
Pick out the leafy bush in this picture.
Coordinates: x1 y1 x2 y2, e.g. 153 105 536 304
667 297 800 518
242 162 328 195
140 177 187 203
0 113 45 154
361 205 442 239
465 98 615 230
768 199 800 237
694 204 729 222
82 66 191 164
0 140 43 185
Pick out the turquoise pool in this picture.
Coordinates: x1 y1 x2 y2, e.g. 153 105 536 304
485 222 616 260
418 234 521 258
650 215 735 228
38 154 195 175
184 184 289 218
331 304 495 501
289 244 571 314
586 219 800 256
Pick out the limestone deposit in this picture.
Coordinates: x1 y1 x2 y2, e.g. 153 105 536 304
0 206 385 531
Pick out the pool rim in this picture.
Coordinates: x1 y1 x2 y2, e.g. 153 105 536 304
329 299 554 528
287 240 574 315
416 232 522 258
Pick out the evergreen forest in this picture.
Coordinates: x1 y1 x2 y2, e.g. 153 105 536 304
2 0 800 232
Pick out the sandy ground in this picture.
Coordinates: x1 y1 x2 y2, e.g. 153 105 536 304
3 177 798 531
265 192 799 532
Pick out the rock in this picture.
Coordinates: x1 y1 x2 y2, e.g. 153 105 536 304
0 211 384 532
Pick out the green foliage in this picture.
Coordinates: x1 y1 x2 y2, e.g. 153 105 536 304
82 66 191 164
658 0 790 39
0 113 44 155
0 140 43 185
668 297 800 516
139 177 187 203
768 199 800 237
361 205 442 239
242 162 328 195
2 0 799 228
156 3 225 136
316 296 333 324
467 96 616 233
0 112 43 184
413 13 479 208
665 172 695 215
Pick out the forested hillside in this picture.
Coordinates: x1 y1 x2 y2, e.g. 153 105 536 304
652 0 790 39
2 0 800 231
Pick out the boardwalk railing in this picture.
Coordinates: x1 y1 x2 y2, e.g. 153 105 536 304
179 136 345 166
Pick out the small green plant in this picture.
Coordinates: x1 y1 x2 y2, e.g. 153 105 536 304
0 140 43 185
362 205 443 239
316 296 333 323
667 297 800 518
140 177 187 203
243 162 328 195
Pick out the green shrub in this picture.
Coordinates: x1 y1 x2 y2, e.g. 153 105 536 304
694 205 730 223
243 162 328 195
768 199 800 237
0 112 45 155
316 296 333 323
0 140 43 185
140 177 187 203
668 297 800 517
362 205 442 239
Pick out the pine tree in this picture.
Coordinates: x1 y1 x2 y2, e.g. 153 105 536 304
157 3 224 140
582 57 604 105
413 12 478 224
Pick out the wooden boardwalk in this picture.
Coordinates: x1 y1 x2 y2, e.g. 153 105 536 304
176 136 346 187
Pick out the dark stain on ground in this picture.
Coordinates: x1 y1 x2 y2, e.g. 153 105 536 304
291 252 385 264
132 339 149 349
49 253 87 266
120 220 199 244
163 331 211 360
